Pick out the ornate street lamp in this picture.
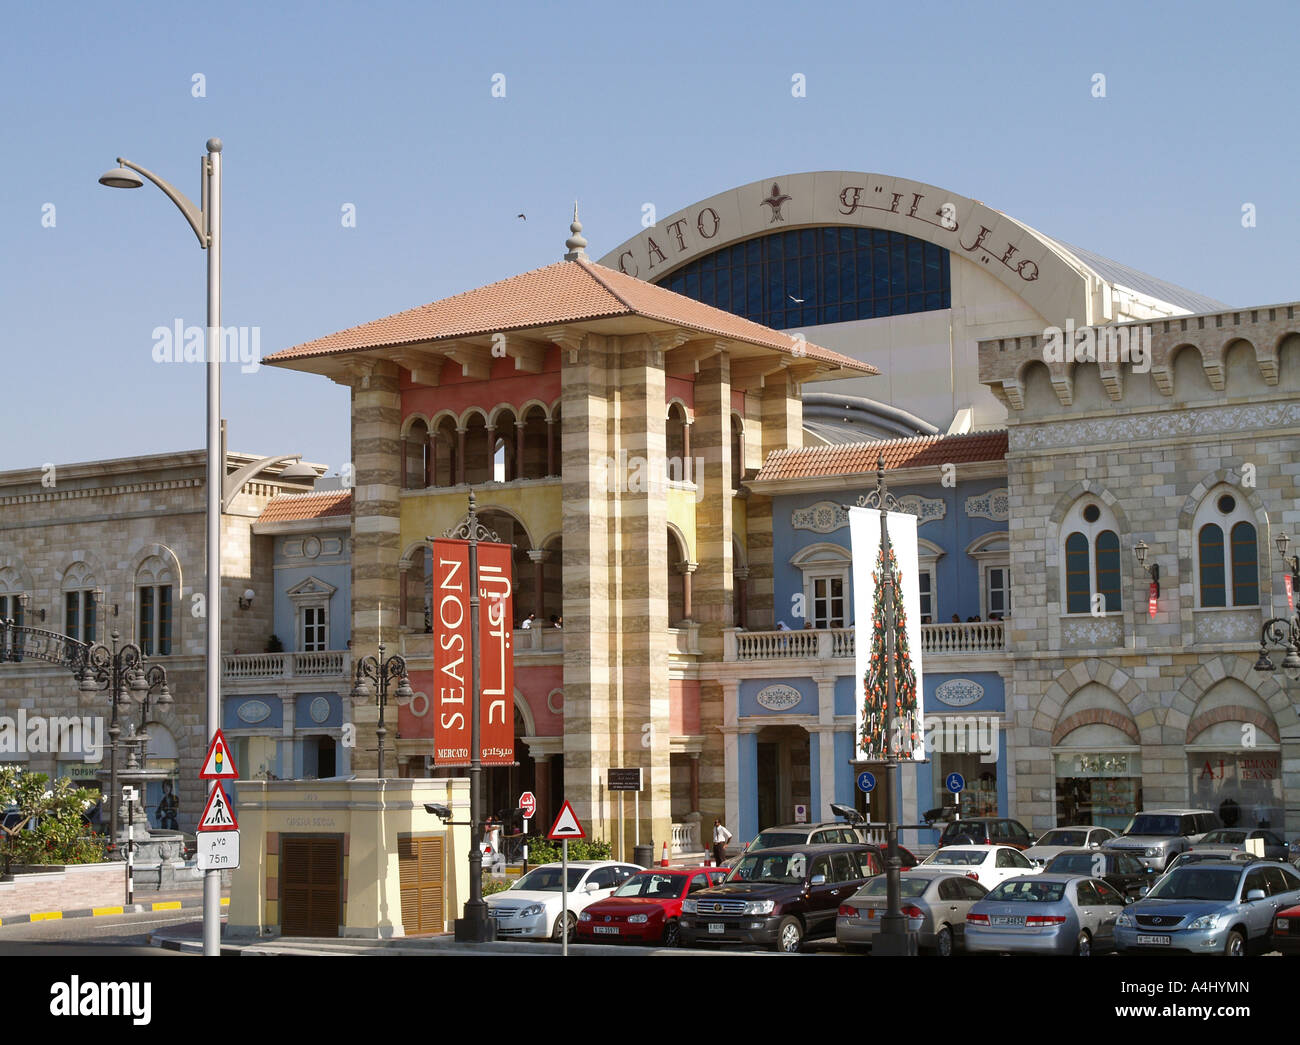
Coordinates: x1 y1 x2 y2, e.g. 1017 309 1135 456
72 629 171 844
350 642 413 780
1253 532 1300 682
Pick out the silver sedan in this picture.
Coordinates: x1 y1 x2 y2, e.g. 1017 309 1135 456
964 874 1127 955
836 871 988 955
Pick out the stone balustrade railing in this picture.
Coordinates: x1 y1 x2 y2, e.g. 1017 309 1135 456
724 621 1004 661
222 650 349 681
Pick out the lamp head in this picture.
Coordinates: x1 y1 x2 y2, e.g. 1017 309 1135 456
1255 648 1275 673
1282 646 1300 676
424 803 452 822
98 166 143 189
395 675 415 702
277 459 318 483
1134 540 1148 566
1277 531 1291 559
156 681 173 707
350 678 372 701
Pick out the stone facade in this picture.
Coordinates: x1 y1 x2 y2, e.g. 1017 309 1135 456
979 306 1300 834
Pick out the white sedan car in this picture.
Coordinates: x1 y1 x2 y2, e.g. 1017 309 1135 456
918 845 1042 890
485 860 642 940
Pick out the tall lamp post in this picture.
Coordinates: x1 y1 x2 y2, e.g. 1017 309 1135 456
350 643 414 780
99 138 223 956
843 455 920 956
73 629 171 845
1253 532 1300 681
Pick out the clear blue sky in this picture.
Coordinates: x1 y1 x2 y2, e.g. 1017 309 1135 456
2 0 1297 473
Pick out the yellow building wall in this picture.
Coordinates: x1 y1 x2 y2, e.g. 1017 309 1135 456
666 487 697 560
401 482 563 552
732 495 747 553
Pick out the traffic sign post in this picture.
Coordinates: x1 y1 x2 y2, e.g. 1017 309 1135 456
856 771 876 793
199 728 239 779
519 791 536 868
607 769 643 858
197 781 239 832
946 772 965 821
548 800 585 957
197 831 240 870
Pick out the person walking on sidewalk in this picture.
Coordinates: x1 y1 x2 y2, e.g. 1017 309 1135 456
712 818 733 866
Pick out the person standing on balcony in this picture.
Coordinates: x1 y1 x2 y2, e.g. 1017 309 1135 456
712 818 733 866
520 613 535 629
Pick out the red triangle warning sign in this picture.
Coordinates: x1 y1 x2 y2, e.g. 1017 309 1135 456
547 799 585 840
197 781 239 832
200 729 238 780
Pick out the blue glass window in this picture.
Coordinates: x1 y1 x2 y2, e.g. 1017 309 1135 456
1199 524 1226 607
1095 530 1122 612
1065 532 1091 614
653 226 951 328
1230 522 1259 606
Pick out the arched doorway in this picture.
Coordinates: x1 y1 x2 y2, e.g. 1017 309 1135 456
755 724 811 830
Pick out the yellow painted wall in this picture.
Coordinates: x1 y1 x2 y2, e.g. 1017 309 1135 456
666 487 697 559
732 495 747 552
401 482 562 552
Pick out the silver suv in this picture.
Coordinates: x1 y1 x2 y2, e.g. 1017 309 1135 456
1104 809 1220 872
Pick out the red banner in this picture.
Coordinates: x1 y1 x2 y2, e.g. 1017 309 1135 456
1287 573 1294 612
432 539 471 765
1148 581 1158 619
477 542 515 766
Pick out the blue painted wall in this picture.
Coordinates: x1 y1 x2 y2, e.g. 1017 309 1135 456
738 677 819 717
271 528 351 651
771 477 1007 627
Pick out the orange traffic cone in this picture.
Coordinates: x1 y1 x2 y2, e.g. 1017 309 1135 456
660 841 669 867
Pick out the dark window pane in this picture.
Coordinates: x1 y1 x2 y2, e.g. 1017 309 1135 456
1096 530 1121 612
1231 522 1258 606
1065 532 1091 614
1200 524 1226 607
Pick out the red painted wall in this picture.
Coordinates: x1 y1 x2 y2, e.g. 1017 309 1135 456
401 664 563 741
400 350 562 422
671 679 700 735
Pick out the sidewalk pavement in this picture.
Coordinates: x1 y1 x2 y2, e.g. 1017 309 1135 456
148 921 772 957
0 891 228 927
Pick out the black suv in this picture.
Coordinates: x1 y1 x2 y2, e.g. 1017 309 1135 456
680 843 879 952
938 817 1035 850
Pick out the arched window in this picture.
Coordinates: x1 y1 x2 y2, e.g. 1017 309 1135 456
1194 487 1258 607
136 555 174 655
1060 499 1122 614
62 561 98 643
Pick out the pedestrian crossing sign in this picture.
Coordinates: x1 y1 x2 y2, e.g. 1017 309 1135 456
197 781 239 832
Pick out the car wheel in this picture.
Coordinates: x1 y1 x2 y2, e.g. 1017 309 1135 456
661 920 681 948
1075 930 1091 957
775 916 803 953
551 912 575 942
934 925 954 957
1224 930 1246 957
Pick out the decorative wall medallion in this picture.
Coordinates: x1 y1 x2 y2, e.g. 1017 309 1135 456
309 696 331 724
237 700 271 724
965 488 1009 521
755 684 803 711
284 539 304 558
303 536 321 559
792 501 848 533
935 678 984 708
547 688 564 715
760 181 792 223
896 495 946 525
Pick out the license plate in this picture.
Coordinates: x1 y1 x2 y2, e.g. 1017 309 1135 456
1136 934 1171 945
708 923 726 934
593 926 619 935
865 908 875 919
991 915 1024 926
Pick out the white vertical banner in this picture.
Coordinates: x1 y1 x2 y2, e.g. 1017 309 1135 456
850 507 925 763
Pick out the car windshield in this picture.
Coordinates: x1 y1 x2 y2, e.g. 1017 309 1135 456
986 880 1066 903
728 851 811 883
749 832 807 852
923 850 983 866
1124 814 1180 836
1046 853 1100 875
1037 830 1086 847
613 873 685 898
1200 830 1246 844
858 877 929 899
1146 867 1240 901
512 866 586 892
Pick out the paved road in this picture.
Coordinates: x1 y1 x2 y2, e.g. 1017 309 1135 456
0 906 196 955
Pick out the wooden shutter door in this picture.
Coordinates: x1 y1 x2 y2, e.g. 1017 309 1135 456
281 836 342 938
398 836 445 935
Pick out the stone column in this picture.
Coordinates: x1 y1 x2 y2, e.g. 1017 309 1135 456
427 430 437 487
399 436 409 489
349 359 402 776
734 567 749 628
527 549 547 619
546 418 556 477
679 561 697 622
456 427 467 485
689 754 700 813
515 420 527 480
682 417 692 462
485 424 496 482
398 562 410 630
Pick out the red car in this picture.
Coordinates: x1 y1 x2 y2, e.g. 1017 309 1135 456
1274 903 1300 955
576 867 728 946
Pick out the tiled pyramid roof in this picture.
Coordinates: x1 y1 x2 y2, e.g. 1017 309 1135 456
257 490 352 524
755 431 1007 481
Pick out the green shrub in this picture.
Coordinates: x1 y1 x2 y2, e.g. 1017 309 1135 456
0 768 105 871
524 837 613 865
481 874 511 896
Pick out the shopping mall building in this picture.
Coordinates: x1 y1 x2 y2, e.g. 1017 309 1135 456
263 170 1300 848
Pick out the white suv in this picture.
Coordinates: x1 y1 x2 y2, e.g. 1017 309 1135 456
1104 809 1220 872
485 860 642 940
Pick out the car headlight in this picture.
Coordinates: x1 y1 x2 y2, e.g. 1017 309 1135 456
681 899 697 914
1116 911 1134 927
744 900 776 915
578 911 592 922
628 914 649 923
1187 913 1221 931
1144 848 1160 858
519 904 544 918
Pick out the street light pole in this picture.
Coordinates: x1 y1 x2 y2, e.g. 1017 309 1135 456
99 138 222 956
350 644 414 780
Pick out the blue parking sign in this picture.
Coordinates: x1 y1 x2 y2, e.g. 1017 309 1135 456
945 772 965 794
856 771 876 793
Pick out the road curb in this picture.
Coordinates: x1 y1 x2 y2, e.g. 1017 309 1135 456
0 895 227 927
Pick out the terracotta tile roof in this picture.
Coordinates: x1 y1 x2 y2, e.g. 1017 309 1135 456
755 431 1008 481
264 258 878 375
257 490 352 524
